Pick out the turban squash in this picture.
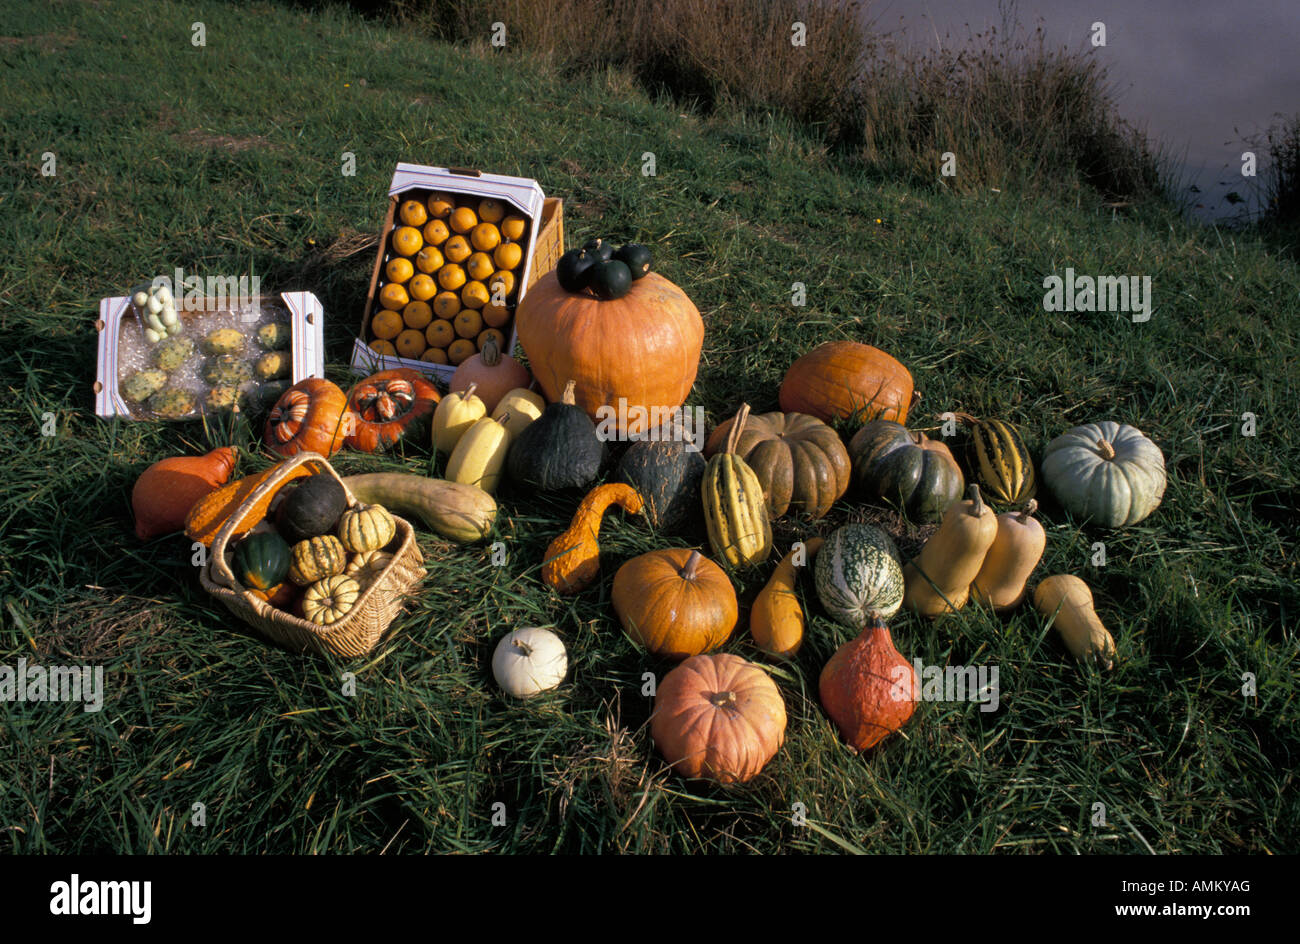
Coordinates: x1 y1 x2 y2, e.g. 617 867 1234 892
264 378 349 459
344 369 440 454
514 270 704 437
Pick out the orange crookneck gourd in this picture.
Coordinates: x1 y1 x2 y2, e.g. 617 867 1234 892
542 483 644 594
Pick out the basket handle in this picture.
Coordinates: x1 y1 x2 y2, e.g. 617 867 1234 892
207 451 357 591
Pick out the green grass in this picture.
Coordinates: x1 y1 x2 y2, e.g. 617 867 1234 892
1 0 1297 854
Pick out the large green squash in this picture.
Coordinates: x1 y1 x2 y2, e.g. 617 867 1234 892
615 438 705 532
704 411 850 519
814 523 905 627
848 420 964 522
232 531 291 591
505 380 605 491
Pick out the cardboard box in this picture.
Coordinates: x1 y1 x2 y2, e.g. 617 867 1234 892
94 291 325 419
352 163 563 384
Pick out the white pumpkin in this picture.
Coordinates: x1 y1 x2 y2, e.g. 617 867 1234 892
492 627 568 698
1041 421 1166 527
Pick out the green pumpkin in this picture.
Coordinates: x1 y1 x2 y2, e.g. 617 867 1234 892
275 474 349 543
848 420 965 522
814 523 905 628
233 531 291 591
505 380 605 491
615 437 705 532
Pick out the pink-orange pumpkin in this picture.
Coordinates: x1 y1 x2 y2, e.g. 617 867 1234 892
650 653 787 784
449 334 531 413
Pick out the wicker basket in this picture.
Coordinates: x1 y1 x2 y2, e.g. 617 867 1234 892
199 452 427 657
527 196 564 289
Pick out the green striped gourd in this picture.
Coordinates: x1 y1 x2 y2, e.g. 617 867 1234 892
814 523 905 627
957 413 1036 505
702 404 773 567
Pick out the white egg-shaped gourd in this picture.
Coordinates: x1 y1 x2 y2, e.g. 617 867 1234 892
492 627 568 698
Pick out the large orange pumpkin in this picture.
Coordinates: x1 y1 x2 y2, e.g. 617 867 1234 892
819 611 916 751
611 549 737 659
650 653 787 784
779 341 914 426
514 270 704 436
264 378 350 459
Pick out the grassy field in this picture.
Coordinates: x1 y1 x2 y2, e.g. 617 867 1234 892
1 0 1297 854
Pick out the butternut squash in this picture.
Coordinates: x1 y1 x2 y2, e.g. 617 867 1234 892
431 382 486 455
971 500 1046 610
445 414 511 495
750 537 824 660
1033 574 1116 670
541 483 644 594
341 473 496 543
902 484 998 617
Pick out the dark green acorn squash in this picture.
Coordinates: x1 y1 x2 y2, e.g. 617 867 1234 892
556 248 597 293
616 436 706 532
582 238 615 262
588 260 632 300
274 473 349 543
848 419 964 522
505 380 605 490
233 531 292 591
613 244 652 280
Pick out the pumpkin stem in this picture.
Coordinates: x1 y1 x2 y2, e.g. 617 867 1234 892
951 411 977 426
967 484 985 516
709 690 737 708
463 382 478 401
561 380 577 406
1018 499 1038 521
480 334 501 367
724 403 751 455
680 550 703 581
866 609 887 630
1096 439 1116 461
910 390 922 410
513 638 534 657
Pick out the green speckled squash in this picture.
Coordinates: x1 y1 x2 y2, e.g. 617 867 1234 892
814 523 905 626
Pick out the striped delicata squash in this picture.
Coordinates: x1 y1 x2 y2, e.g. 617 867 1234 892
702 404 773 568
956 413 1036 505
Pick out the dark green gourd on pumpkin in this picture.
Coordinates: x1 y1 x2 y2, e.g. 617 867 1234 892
274 474 349 543
616 437 706 532
506 380 605 490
